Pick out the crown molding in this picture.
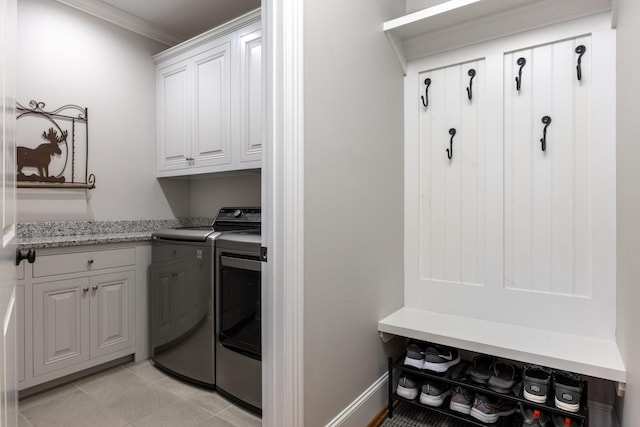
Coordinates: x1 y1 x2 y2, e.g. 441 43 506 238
55 0 184 46
152 9 260 63
384 0 612 66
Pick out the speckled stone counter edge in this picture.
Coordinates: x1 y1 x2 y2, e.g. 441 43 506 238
17 218 212 249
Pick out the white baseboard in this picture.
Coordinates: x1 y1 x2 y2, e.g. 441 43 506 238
589 400 616 427
325 373 388 427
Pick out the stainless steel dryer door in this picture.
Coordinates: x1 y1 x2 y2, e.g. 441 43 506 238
217 255 261 358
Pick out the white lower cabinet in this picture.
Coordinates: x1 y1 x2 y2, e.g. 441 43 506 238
18 245 138 391
33 277 90 377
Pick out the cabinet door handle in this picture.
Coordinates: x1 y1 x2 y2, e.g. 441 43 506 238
82 287 89 294
466 69 476 100
421 78 431 108
540 116 552 152
87 259 94 265
515 57 526 91
447 128 456 160
16 249 36 266
92 285 98 292
575 45 586 81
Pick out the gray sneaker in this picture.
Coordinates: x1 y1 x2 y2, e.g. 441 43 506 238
419 379 450 407
469 394 516 424
396 374 419 400
553 371 583 413
449 385 474 414
403 340 425 369
422 343 460 373
523 364 551 403
521 404 550 426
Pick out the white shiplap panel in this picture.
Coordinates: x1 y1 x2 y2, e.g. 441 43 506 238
504 48 534 291
531 44 554 293
419 60 486 286
573 35 592 297
419 68 442 280
505 36 592 297
444 63 463 283
418 71 433 280
549 39 579 296
460 60 485 286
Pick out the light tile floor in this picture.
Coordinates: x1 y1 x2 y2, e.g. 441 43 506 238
18 360 262 427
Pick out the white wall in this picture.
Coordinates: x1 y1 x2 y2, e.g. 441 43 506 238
16 0 190 221
616 0 640 423
303 0 405 425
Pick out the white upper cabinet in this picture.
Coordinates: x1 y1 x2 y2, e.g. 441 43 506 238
405 14 616 339
238 24 262 164
154 10 261 177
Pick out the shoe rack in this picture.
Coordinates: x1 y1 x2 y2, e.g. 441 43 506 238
388 354 589 426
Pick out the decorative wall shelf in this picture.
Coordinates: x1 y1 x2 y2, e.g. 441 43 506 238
16 100 95 189
383 0 613 74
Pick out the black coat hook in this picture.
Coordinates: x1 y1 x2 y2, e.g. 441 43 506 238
515 57 526 91
421 78 431 108
575 45 586 81
540 116 552 152
466 69 476 100
447 128 456 160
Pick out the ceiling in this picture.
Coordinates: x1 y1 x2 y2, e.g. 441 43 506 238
91 0 260 44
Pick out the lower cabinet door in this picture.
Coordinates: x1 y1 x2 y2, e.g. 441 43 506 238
90 271 135 359
16 285 24 383
33 278 90 377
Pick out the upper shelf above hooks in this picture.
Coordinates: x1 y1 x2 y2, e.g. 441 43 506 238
383 0 614 75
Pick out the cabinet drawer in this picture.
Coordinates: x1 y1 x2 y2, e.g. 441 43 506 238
33 248 136 278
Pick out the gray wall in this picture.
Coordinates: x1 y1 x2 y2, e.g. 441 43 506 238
303 1 405 425
17 0 191 221
189 173 261 219
616 0 640 423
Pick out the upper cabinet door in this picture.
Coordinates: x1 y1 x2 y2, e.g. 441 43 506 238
157 62 191 173
192 39 232 168
238 26 262 164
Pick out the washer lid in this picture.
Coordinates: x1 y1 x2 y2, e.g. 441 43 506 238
152 227 219 242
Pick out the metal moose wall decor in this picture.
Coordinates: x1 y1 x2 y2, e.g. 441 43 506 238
16 100 95 189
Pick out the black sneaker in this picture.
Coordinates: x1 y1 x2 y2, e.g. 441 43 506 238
553 370 583 413
523 364 551 403
422 343 460 373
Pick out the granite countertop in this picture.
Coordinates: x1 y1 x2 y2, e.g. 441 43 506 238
17 219 212 249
